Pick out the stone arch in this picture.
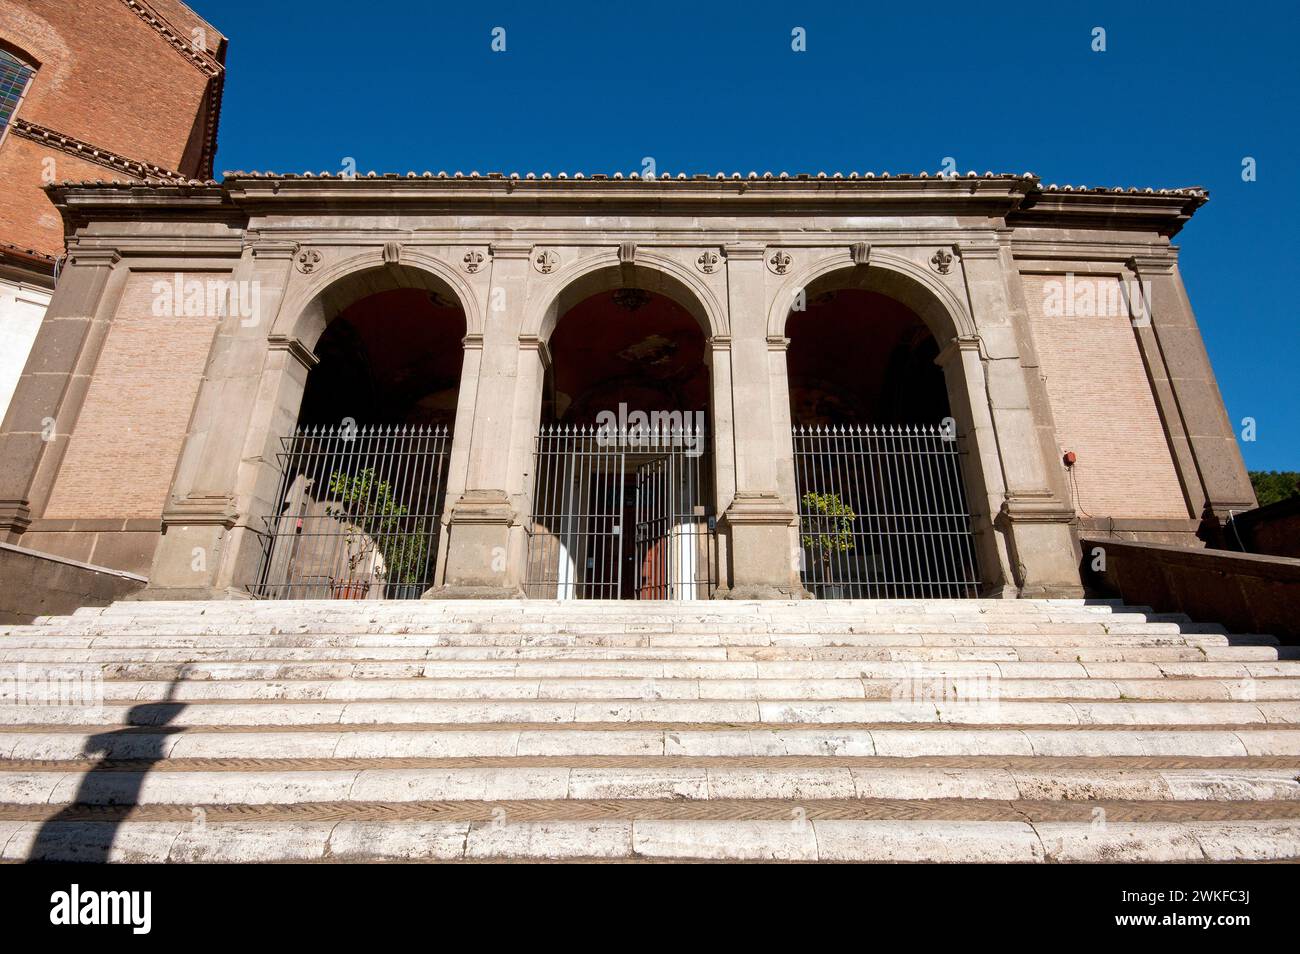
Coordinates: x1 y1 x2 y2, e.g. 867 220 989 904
524 249 728 344
273 247 482 352
766 249 975 343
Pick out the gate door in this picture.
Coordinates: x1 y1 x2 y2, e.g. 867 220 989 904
526 424 714 600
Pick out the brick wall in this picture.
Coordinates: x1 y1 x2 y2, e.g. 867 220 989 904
43 272 220 519
0 0 224 258
1021 273 1189 520
0 137 108 257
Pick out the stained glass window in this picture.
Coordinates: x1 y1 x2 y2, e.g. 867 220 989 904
0 48 35 133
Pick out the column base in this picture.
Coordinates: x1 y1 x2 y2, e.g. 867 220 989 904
421 584 526 600
718 492 807 599
997 494 1085 599
714 584 809 601
128 585 252 602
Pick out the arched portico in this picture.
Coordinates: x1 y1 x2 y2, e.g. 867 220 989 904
143 246 481 600
767 254 1015 595
436 252 731 599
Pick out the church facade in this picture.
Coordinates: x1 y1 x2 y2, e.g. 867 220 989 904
0 170 1256 602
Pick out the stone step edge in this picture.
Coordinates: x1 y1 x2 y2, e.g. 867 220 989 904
6 754 1300 770
3 817 1297 863
5 765 1300 806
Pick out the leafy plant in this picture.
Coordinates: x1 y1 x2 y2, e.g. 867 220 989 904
1249 471 1300 508
324 468 431 589
801 491 856 574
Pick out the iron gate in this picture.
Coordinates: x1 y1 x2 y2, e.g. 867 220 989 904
249 424 451 599
525 424 714 600
792 424 981 598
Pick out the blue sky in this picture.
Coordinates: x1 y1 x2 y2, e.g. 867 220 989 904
190 0 1299 470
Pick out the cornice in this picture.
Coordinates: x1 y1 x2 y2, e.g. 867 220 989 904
117 0 225 179
13 119 187 182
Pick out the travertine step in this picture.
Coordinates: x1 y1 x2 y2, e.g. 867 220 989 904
5 818 1298 863
5 764 1299 805
9 676 1299 702
2 598 1297 863
8 726 1300 760
6 698 1300 727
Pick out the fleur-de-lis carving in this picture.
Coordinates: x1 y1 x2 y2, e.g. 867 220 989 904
534 249 560 274
930 248 954 275
768 250 792 275
696 250 721 274
295 249 322 274
462 250 485 273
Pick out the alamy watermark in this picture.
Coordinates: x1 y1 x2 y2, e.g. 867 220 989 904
0 664 103 711
594 403 707 457
1041 273 1151 325
151 273 261 326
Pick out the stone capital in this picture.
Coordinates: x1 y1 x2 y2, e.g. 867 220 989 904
445 489 516 526
721 491 796 528
161 494 239 529
65 248 121 268
722 243 766 261
934 334 982 368
267 334 319 370
996 492 1075 526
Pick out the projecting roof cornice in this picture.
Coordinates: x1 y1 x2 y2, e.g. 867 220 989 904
42 172 1209 237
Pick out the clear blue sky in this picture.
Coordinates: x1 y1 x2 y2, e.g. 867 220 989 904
190 0 1299 471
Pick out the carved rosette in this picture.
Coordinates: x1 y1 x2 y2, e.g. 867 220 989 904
295 249 322 274
533 249 560 274
696 250 721 274
929 248 954 275
462 250 485 273
767 250 792 275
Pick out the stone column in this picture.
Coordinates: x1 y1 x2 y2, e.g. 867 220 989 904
1127 255 1256 524
706 335 736 587
0 249 123 542
956 243 1082 597
139 242 300 598
715 245 803 598
427 243 533 597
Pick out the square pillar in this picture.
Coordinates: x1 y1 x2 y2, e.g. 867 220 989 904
956 244 1082 598
1127 255 1256 526
138 242 300 599
714 245 803 599
0 249 122 541
425 244 534 598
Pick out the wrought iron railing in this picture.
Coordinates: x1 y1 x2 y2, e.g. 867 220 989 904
249 424 451 600
525 423 714 600
792 424 981 598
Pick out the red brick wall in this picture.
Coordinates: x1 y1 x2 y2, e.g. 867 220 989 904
0 136 107 257
1021 273 1189 520
43 272 221 519
0 0 223 258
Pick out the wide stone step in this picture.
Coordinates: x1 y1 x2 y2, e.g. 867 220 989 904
42 658 1300 681
7 726 1300 760
4 817 1296 862
3 697 1298 727
3 644 1287 664
9 676 1299 703
5 764 1299 805
0 623 1227 645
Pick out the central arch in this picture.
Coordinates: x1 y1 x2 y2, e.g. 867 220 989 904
523 257 720 600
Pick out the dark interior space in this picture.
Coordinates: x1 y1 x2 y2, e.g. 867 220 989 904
543 289 709 425
298 288 465 428
786 289 950 426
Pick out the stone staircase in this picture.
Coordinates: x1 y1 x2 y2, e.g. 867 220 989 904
1 598 1298 862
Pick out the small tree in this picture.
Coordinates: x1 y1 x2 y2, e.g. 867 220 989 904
801 491 856 581
324 468 431 593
